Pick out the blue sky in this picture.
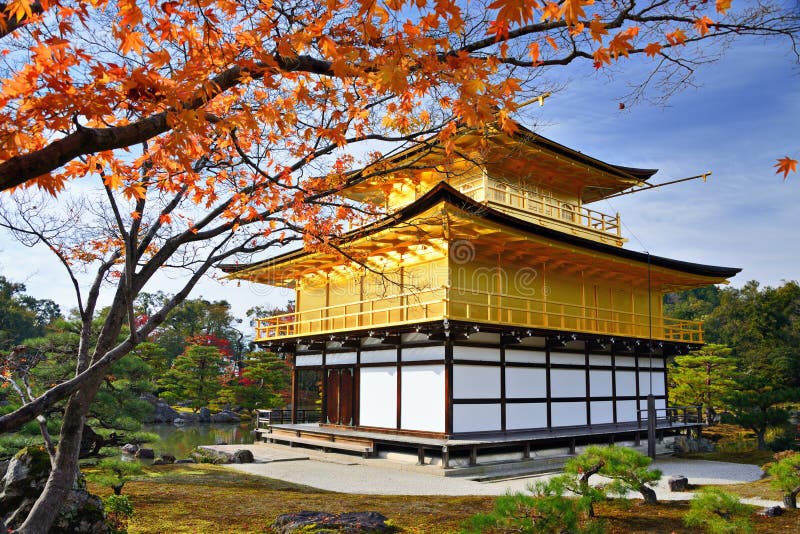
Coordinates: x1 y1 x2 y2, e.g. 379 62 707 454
1 34 798 325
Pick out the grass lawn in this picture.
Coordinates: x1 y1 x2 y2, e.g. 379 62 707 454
86 463 800 533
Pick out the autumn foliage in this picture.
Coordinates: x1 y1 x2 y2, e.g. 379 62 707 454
1 0 797 201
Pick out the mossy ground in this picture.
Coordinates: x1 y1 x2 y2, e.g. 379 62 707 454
85 463 800 533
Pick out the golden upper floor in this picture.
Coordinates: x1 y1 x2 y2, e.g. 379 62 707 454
223 184 740 344
339 126 655 247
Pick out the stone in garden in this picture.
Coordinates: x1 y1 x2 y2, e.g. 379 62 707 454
758 506 783 517
198 407 212 423
175 459 196 464
140 393 180 423
160 454 176 464
211 410 241 423
667 475 689 492
0 446 110 533
134 448 155 459
120 443 139 455
272 511 396 533
230 449 255 464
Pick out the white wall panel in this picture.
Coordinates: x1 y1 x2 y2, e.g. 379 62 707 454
551 369 586 398
616 371 637 396
401 345 445 362
551 402 587 426
590 401 614 424
401 365 445 432
506 368 546 398
551 352 586 365
359 367 397 428
616 400 637 422
295 354 322 367
589 354 612 366
453 365 500 399
453 404 501 433
589 370 613 397
326 352 357 365
454 346 500 362
615 356 637 368
638 371 665 396
360 349 397 364
506 403 548 430
505 350 547 364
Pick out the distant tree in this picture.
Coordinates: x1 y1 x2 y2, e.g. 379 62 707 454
766 451 800 509
664 285 722 322
669 344 739 428
159 343 226 411
139 294 243 367
722 375 798 450
226 351 291 411
0 275 61 349
706 281 800 387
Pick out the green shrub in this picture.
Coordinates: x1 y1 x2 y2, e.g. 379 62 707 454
86 458 143 495
104 494 134 534
766 450 800 508
462 478 605 534
684 488 753 534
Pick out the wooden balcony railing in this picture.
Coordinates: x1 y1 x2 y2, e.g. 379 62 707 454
457 177 622 242
254 286 703 344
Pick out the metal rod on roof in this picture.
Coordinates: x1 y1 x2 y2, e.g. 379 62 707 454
517 92 553 109
603 172 711 200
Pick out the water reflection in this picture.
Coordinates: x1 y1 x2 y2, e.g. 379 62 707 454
141 423 255 459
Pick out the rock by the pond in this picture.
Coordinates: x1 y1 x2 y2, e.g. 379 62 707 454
134 448 155 460
668 475 689 492
160 454 176 464
272 511 396 533
140 393 180 423
175 458 197 464
0 446 111 533
120 443 139 455
758 506 784 517
211 409 241 423
198 407 212 423
230 449 255 464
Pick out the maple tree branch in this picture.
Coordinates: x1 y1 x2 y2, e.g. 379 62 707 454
0 1 43 40
0 55 334 191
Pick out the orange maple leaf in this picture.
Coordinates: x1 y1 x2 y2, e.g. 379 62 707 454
487 0 538 26
541 2 560 22
644 42 662 57
666 28 687 46
528 41 541 64
593 47 611 68
589 16 608 43
715 0 732 14
694 16 714 37
775 157 798 179
559 0 593 27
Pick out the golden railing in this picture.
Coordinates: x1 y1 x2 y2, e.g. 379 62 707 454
254 286 703 343
457 177 621 240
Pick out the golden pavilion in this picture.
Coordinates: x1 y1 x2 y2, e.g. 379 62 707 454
222 124 739 465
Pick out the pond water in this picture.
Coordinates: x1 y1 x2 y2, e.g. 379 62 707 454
141 423 256 459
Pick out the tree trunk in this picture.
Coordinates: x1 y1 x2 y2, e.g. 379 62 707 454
638 484 658 504
14 377 103 534
784 490 799 509
756 431 768 450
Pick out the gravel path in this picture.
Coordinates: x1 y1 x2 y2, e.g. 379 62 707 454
225 448 779 506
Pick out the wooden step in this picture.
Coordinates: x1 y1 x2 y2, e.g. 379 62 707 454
264 432 374 457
